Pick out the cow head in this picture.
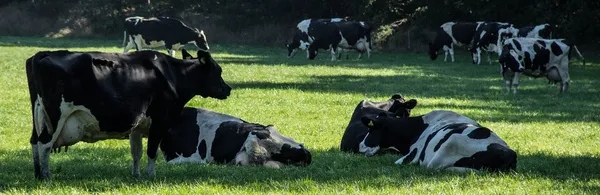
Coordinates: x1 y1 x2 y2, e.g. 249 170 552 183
181 49 231 99
307 44 318 60
428 42 439 60
388 98 418 118
193 28 210 52
499 45 524 73
358 99 418 157
236 125 312 168
287 30 311 58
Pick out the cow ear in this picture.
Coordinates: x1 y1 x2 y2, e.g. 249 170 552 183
391 94 403 100
196 50 211 64
405 99 417 109
181 49 193 59
361 117 377 128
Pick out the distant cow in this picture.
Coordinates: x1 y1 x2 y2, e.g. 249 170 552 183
497 24 553 54
160 107 312 168
287 19 372 61
306 21 373 61
360 110 517 172
340 94 417 153
429 22 484 63
26 49 231 179
123 16 209 57
470 22 513 64
498 38 584 93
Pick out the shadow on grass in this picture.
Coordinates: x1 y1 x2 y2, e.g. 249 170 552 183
1 147 598 192
230 74 600 123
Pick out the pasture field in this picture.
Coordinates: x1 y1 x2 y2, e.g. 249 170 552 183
0 36 599 194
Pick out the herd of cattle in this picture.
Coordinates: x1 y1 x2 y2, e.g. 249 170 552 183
25 16 581 179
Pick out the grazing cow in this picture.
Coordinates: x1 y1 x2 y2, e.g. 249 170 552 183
360 110 517 172
26 49 231 179
340 94 417 153
497 24 553 54
498 38 584 93
306 21 373 61
287 19 372 61
286 18 345 58
123 16 209 57
429 21 487 63
470 22 513 64
160 107 312 168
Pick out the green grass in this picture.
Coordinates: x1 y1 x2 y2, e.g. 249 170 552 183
1 36 599 194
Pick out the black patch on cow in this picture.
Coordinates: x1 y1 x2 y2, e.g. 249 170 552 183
418 130 440 162
198 139 207 159
433 123 469 152
523 52 533 69
402 148 418 165
160 108 201 161
467 127 492 139
512 39 522 51
550 42 564 56
212 122 271 163
453 143 517 172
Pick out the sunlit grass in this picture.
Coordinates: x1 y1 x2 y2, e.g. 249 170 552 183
0 36 599 194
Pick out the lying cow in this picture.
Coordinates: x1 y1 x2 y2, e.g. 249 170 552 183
471 22 513 64
123 16 209 57
499 38 584 93
307 21 373 61
26 49 231 179
429 22 484 63
340 94 417 153
160 107 312 168
360 110 517 172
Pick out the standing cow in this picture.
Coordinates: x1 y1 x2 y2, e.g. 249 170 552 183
286 18 346 58
497 24 553 54
498 38 584 93
360 110 517 172
340 94 417 153
429 22 484 63
123 16 209 57
470 22 514 65
26 49 231 179
161 107 312 168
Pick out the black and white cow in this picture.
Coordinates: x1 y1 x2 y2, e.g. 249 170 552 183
470 22 514 64
123 16 209 57
306 21 373 61
340 94 417 153
160 107 312 168
496 24 553 54
498 38 584 93
286 18 346 58
360 110 517 172
286 18 372 61
429 22 485 63
26 49 231 179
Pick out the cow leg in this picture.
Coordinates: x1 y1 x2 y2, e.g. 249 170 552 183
37 143 52 179
146 123 168 177
449 45 455 63
129 131 143 177
133 36 143 51
337 48 343 60
512 72 521 94
330 45 337 61
366 43 372 59
30 130 41 178
502 70 514 93
487 52 492 65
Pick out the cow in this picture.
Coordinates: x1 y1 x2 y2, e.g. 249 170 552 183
360 110 517 172
470 22 514 65
428 22 484 63
286 19 372 61
306 21 373 61
498 38 584 93
496 24 553 54
160 107 312 168
286 18 345 58
340 94 417 153
26 49 231 179
123 16 209 57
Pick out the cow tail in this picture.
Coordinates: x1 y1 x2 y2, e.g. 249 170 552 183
569 44 585 66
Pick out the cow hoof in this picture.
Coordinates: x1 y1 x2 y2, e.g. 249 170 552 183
131 170 140 178
146 167 156 178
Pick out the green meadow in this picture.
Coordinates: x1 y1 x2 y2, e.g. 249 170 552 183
0 36 599 194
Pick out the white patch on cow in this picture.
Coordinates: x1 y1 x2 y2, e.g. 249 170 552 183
299 40 310 50
234 151 250 165
441 22 459 46
297 19 311 34
331 18 344 22
264 160 284 168
166 109 242 164
526 24 548 38
359 133 380 156
442 45 450 62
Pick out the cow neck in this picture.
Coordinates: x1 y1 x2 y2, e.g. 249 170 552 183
388 116 427 146
174 61 202 103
